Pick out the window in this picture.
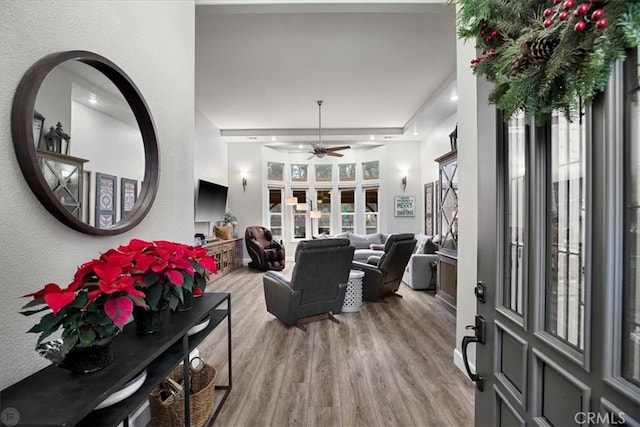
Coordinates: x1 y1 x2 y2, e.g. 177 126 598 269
504 112 527 315
365 188 378 234
292 189 306 239
316 189 331 235
340 189 355 232
622 47 640 387
545 108 586 351
268 189 282 240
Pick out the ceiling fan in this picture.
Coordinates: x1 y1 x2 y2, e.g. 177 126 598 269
307 100 351 160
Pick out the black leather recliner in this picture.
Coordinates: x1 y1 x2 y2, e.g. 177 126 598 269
351 233 416 301
245 226 285 271
263 238 354 329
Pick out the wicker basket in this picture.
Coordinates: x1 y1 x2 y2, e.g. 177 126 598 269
149 357 217 427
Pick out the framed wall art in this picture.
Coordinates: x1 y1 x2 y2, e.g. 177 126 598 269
339 163 356 181
394 195 415 217
95 172 116 228
315 164 332 182
424 182 434 235
120 177 138 219
267 161 284 181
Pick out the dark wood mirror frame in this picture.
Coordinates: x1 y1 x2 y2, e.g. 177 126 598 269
11 50 159 235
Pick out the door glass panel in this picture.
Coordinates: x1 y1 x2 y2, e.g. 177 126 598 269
365 188 378 234
340 189 354 232
504 111 526 314
317 189 331 235
545 108 586 351
440 159 459 250
268 188 282 240
622 47 640 387
293 189 306 239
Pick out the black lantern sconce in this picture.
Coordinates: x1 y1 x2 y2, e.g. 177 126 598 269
44 122 71 155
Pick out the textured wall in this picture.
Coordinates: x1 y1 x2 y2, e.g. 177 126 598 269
0 0 195 389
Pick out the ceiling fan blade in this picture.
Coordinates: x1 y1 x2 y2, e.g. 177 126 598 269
326 152 344 157
325 145 351 151
311 144 320 152
307 154 316 160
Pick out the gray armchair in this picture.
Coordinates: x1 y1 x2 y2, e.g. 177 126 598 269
351 233 416 301
263 238 355 330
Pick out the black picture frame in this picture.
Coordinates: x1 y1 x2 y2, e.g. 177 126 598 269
95 172 117 229
120 177 138 219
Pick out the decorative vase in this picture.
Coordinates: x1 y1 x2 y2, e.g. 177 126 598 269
133 302 169 335
176 291 193 312
37 335 115 374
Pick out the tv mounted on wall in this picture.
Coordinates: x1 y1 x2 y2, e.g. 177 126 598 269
195 179 228 223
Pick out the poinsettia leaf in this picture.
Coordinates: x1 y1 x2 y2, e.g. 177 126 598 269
61 334 79 357
165 270 184 286
130 295 148 309
29 312 63 335
68 293 88 309
79 329 96 345
181 272 194 292
144 272 160 286
44 291 76 315
170 285 184 303
20 307 49 316
21 297 46 309
168 293 179 311
195 274 206 288
146 283 163 310
199 256 217 273
104 296 133 329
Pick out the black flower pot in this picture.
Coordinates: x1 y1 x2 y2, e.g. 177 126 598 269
133 302 169 335
63 336 115 374
176 291 193 312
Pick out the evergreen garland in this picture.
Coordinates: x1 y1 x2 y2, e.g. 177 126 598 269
457 0 640 123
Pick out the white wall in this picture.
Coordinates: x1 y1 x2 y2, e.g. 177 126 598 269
421 112 456 185
0 0 195 389
454 28 479 378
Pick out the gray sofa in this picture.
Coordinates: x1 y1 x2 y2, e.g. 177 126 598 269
330 232 389 261
402 233 439 290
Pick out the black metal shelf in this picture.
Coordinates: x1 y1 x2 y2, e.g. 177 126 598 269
0 293 231 427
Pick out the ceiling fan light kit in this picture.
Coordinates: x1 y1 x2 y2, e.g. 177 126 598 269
308 100 350 160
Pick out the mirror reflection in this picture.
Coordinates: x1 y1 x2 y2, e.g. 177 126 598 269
34 60 144 228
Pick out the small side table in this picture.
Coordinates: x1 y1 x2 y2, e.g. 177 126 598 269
342 270 365 313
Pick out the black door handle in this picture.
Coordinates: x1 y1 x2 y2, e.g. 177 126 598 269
461 315 485 391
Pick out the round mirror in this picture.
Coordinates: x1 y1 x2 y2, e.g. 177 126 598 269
11 51 159 235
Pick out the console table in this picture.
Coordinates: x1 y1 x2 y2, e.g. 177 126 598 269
0 293 231 426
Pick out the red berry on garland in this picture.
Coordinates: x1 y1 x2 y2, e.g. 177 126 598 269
544 8 554 17
563 0 575 9
544 18 554 28
591 8 604 20
481 49 487 55
574 20 587 32
491 30 499 38
559 11 569 20
574 3 590 16
481 22 487 29
595 17 608 29
489 48 496 56
554 0 562 4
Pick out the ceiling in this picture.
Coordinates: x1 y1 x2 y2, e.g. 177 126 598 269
194 1 457 152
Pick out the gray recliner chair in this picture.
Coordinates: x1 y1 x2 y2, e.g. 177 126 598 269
351 233 416 301
263 238 355 330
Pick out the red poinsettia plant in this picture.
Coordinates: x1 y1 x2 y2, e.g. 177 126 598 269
21 239 216 356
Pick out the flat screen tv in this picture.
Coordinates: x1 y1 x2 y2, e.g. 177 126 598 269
195 179 228 222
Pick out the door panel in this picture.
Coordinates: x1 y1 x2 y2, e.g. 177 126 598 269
473 50 640 426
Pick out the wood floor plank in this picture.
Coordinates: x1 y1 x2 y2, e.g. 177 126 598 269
201 263 475 427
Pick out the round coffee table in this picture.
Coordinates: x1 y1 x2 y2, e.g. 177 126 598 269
342 270 365 313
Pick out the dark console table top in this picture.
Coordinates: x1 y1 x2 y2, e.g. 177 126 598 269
0 292 230 426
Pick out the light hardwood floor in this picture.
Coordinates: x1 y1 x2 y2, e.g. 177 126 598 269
198 263 475 427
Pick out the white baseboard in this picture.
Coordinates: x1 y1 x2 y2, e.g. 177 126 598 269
453 348 475 384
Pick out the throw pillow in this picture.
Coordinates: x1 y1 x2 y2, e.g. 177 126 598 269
214 224 233 240
350 233 382 249
414 242 425 254
369 243 385 251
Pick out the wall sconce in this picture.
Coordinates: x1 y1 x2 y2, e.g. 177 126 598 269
401 176 407 192
242 177 247 192
44 122 71 155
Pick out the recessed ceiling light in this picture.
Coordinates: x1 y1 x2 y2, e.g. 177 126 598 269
450 94 459 101
298 144 303 149
370 135 375 140
271 136 276 141
89 95 97 104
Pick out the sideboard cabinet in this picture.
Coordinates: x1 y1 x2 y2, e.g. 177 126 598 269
204 238 243 278
0 293 232 426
